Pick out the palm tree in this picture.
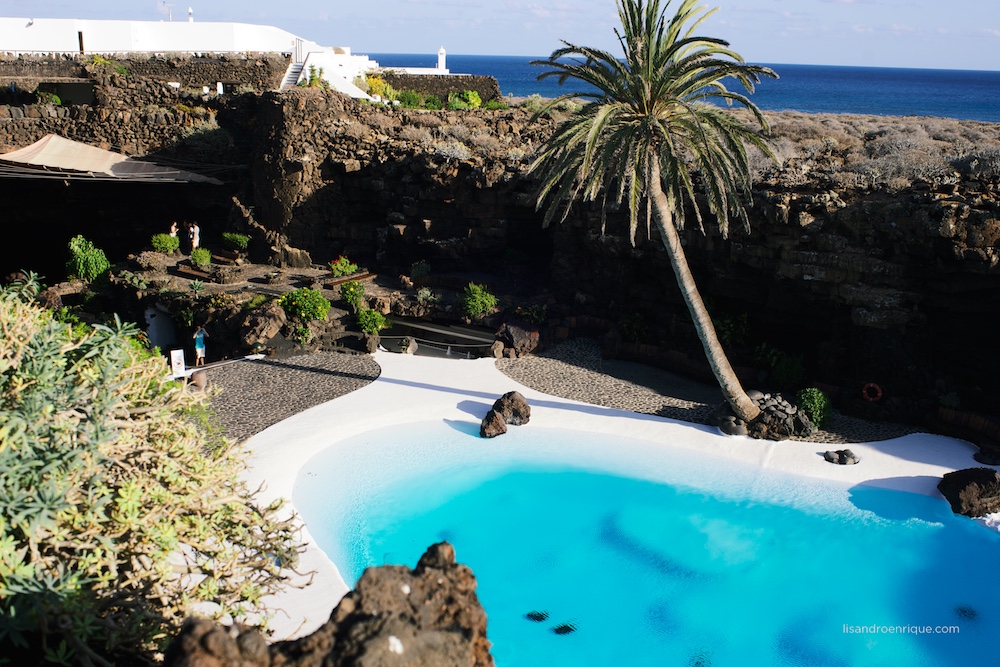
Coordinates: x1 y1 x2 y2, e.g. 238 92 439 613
530 0 776 423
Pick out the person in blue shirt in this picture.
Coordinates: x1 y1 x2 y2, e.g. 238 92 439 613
193 325 208 366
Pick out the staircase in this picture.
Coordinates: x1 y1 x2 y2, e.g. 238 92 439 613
281 62 304 89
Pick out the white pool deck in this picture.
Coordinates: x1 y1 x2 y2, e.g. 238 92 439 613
243 351 995 640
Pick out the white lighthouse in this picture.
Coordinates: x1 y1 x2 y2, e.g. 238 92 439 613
437 46 447 73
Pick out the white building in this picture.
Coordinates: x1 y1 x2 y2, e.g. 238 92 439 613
0 16 377 98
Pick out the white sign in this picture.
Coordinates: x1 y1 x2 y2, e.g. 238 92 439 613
169 349 186 378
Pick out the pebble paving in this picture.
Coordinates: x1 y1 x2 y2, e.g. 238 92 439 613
208 338 916 445
207 351 381 444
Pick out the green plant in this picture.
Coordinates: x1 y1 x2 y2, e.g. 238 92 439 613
447 93 470 110
66 235 110 282
329 255 359 277
189 279 205 294
715 312 749 347
356 308 390 335
483 98 508 111
398 90 423 108
463 282 498 319
221 232 250 252
116 270 149 290
795 387 832 428
754 343 806 387
618 312 649 343
424 94 443 110
150 233 180 254
294 325 313 344
514 303 548 325
0 286 300 664
365 74 397 101
242 293 273 311
416 287 440 305
190 247 211 269
36 91 61 105
279 287 330 323
339 280 365 311
410 260 431 278
460 89 482 108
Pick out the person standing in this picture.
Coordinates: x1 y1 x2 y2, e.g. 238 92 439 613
192 325 208 366
169 221 178 238
190 222 201 250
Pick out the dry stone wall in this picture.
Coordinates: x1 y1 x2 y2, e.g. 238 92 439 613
382 73 502 101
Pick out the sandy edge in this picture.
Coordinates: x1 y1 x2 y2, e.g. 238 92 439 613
242 351 995 641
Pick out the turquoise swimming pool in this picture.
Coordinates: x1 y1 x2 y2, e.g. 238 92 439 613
294 420 999 666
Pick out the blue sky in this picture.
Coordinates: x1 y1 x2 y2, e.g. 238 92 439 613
8 0 1000 70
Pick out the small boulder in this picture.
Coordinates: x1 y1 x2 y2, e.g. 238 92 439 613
938 467 1000 517
496 321 540 357
493 391 531 426
823 449 859 465
480 409 507 438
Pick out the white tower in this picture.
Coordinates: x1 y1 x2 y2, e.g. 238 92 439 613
437 47 446 72
188 7 194 22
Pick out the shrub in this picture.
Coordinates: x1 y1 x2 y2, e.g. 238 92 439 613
279 287 330 323
397 90 423 108
151 232 180 254
356 308 390 335
66 235 110 282
483 98 508 111
618 312 648 343
416 286 440 304
463 282 497 319
436 140 471 160
399 126 433 145
339 280 365 311
410 260 431 278
242 293 273 311
459 89 482 109
424 95 443 110
796 387 832 428
329 255 359 277
36 91 61 105
190 247 211 269
189 279 205 294
221 232 250 252
0 283 300 664
365 74 397 101
135 250 169 272
447 93 470 111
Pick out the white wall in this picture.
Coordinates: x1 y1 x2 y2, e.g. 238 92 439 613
0 17 325 55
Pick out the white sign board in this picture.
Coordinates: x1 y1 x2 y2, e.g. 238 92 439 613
169 349 186 378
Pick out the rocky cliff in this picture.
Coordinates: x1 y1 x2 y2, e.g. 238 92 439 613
0 62 998 413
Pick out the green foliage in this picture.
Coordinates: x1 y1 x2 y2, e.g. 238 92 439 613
754 343 806 387
463 282 497 319
36 91 61 105
356 308 390 335
795 387 832 428
298 65 330 90
115 270 149 290
618 312 648 343
242 293 273 311
0 285 300 663
339 280 365 311
293 326 313 344
65 235 110 282
416 287 440 305
151 232 180 254
410 260 431 278
279 288 330 323
365 74 397 101
483 98 508 110
189 279 205 294
447 93 470 111
715 312 749 347
513 303 548 325
221 232 250 252
397 90 423 108
423 95 443 110
329 255 359 277
190 247 211 269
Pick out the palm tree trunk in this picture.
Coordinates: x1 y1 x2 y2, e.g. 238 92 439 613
647 160 761 422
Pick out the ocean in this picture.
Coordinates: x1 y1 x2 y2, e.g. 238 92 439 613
369 54 1000 123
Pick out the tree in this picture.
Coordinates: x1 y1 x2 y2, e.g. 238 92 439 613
530 0 777 422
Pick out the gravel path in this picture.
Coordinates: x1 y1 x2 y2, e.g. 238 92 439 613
208 339 916 445
208 352 381 444
497 338 918 444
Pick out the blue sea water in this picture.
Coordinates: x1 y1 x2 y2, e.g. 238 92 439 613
294 421 1000 667
370 54 1000 122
